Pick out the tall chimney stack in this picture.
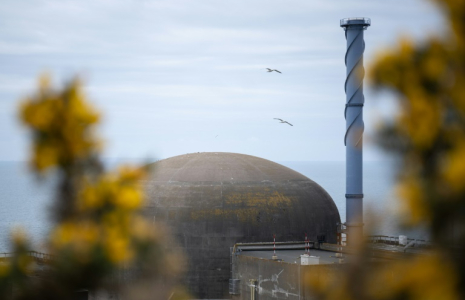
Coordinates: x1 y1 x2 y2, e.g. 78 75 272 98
340 17 370 246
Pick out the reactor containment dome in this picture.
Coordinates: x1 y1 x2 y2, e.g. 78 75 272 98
143 152 340 298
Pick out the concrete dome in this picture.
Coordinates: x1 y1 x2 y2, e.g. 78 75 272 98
144 152 340 298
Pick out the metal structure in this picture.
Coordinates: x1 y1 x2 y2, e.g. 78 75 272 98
304 233 308 254
272 234 277 259
340 17 371 245
0 251 54 262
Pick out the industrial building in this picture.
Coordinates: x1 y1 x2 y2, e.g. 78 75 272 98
143 152 341 298
3 16 395 300
141 17 374 299
229 239 429 300
142 151 430 300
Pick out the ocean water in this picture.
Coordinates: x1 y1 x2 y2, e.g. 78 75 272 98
0 162 55 252
0 160 427 252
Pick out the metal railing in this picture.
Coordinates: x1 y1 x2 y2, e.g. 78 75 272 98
233 241 314 253
367 235 432 248
340 17 371 26
0 251 54 261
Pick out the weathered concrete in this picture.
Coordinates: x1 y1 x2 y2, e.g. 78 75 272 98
143 152 341 299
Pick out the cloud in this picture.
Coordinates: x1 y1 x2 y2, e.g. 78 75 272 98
0 0 445 161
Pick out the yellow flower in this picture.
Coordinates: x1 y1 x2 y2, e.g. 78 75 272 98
397 177 430 225
33 143 59 171
104 228 134 264
398 92 441 149
51 222 77 248
114 186 143 210
0 262 11 278
372 253 459 300
17 255 33 275
19 75 100 173
80 185 101 210
442 140 465 193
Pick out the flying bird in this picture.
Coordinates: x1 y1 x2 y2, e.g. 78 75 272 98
266 68 282 73
274 118 293 126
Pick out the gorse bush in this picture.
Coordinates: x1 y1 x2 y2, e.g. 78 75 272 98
0 76 186 300
309 1 465 299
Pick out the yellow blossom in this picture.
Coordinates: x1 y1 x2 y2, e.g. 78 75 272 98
442 140 465 193
0 263 10 278
19 75 100 172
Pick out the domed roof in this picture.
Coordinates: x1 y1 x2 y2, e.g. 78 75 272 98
148 151 310 182
144 152 340 298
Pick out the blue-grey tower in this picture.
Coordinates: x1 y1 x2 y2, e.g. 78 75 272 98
340 17 370 245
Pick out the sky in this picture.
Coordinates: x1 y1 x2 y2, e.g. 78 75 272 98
0 0 445 162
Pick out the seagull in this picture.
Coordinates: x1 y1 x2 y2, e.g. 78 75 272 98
266 68 282 73
274 118 293 126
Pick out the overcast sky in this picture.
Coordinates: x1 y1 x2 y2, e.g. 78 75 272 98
0 0 445 162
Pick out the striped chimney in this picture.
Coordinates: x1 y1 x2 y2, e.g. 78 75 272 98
340 17 370 246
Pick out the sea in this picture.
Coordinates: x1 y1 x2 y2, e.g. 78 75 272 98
0 160 428 252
